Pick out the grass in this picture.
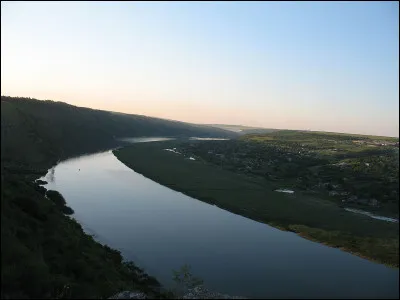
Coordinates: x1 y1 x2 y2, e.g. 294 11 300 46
113 141 399 268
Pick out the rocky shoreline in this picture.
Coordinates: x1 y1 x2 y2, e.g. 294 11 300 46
109 285 247 299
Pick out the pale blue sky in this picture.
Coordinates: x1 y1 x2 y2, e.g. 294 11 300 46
1 1 399 136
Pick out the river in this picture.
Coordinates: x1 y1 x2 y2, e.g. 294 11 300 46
39 139 399 299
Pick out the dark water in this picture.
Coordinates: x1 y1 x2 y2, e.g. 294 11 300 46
40 143 399 299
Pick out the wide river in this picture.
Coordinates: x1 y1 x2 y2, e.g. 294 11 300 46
40 139 399 299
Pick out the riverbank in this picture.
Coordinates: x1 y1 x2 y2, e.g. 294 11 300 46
1 157 168 299
113 141 399 268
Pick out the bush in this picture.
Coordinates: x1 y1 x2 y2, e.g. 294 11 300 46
46 190 67 207
62 206 74 215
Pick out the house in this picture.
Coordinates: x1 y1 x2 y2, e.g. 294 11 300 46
369 199 380 207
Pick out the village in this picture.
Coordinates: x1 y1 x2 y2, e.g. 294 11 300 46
175 132 399 215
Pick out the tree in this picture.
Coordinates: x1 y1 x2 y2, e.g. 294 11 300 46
171 264 203 297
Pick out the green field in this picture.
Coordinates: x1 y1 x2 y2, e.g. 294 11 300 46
178 131 399 217
114 140 399 268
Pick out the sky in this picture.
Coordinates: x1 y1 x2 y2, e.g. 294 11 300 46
1 1 399 137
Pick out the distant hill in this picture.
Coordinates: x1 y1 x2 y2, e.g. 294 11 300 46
1 96 237 167
203 124 281 135
206 125 399 140
244 129 399 141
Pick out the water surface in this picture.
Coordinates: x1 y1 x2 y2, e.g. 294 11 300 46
189 137 230 140
118 137 175 143
40 147 398 299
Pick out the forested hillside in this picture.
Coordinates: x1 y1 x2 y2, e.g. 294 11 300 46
0 96 234 299
1 96 235 168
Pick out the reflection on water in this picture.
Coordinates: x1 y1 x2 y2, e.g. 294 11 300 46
39 149 399 299
47 167 55 183
118 137 175 143
189 137 230 140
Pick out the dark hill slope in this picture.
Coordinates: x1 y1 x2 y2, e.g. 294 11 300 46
1 96 235 299
1 96 236 167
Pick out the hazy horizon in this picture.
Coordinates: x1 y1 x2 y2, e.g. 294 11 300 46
3 94 398 138
1 1 399 137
